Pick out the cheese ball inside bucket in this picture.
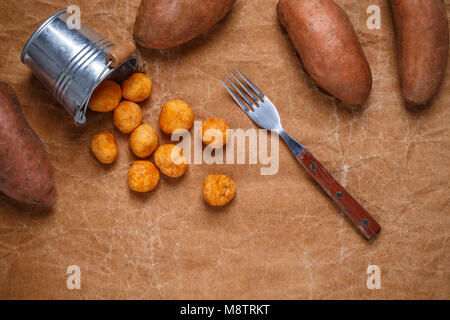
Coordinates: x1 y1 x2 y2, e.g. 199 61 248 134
202 174 236 207
88 80 122 112
128 161 160 192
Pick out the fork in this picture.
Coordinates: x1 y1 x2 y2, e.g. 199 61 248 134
222 67 381 240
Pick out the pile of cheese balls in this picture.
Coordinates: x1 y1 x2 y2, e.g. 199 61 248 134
88 72 236 207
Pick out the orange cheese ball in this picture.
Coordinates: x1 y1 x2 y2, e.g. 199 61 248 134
129 124 159 158
154 144 188 178
122 73 152 103
90 132 119 164
114 101 143 133
202 174 236 207
88 80 122 112
159 99 194 134
201 118 230 148
128 161 160 192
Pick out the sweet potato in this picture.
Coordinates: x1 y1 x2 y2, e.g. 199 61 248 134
277 0 372 105
134 0 237 49
0 81 55 207
390 0 449 107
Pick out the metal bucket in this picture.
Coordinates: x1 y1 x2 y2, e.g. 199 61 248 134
21 11 139 125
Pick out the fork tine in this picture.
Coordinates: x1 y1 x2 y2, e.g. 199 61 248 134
225 76 257 110
233 67 265 100
221 80 250 114
230 72 260 106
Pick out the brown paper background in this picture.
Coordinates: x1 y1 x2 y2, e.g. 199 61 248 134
0 0 449 299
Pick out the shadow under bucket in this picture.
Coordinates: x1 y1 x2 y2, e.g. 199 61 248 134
21 11 139 125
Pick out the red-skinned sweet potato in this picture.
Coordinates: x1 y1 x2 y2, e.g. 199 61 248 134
0 81 55 208
390 0 449 107
277 0 373 105
134 0 237 49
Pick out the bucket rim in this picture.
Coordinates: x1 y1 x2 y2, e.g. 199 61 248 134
20 10 67 63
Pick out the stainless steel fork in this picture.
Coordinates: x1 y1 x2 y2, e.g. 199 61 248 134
222 67 381 240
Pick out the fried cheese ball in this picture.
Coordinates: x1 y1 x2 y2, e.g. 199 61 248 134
159 99 194 134
90 132 119 164
129 124 159 158
154 144 188 178
201 118 230 148
114 101 143 133
88 80 122 112
122 73 152 103
202 174 236 207
128 161 160 192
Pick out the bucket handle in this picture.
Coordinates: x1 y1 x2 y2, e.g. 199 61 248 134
106 40 137 68
106 40 145 72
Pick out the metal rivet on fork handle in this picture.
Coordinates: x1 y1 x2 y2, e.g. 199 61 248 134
310 163 317 171
336 191 343 199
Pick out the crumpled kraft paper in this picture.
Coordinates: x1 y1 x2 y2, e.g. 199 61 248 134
0 0 448 299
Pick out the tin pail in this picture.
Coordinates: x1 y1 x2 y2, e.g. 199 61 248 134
21 10 139 125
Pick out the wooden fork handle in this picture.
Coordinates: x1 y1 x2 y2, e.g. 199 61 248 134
296 149 381 240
